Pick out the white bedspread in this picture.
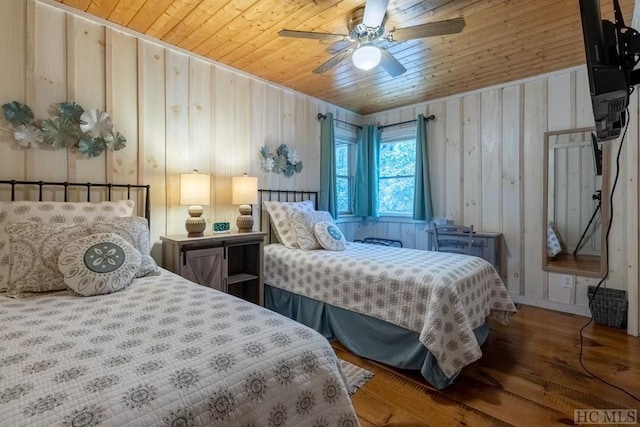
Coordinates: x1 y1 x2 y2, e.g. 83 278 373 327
0 269 357 426
264 243 517 378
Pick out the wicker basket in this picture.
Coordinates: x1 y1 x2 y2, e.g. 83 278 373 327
587 286 628 329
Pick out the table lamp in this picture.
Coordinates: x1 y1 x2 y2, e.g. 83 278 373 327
180 170 210 237
232 174 258 232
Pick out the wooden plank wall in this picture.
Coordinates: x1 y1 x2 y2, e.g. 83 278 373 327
0 1 637 335
0 1 359 262
363 67 640 327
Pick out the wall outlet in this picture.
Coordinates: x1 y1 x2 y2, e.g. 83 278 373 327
562 274 575 288
549 273 575 304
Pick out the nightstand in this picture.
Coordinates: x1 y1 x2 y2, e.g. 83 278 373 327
160 231 266 306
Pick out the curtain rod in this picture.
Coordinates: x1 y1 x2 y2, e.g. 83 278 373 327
317 113 363 129
377 115 435 130
317 113 435 131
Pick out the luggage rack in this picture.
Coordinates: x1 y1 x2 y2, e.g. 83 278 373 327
353 237 403 248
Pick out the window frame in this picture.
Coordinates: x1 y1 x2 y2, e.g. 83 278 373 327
335 126 357 216
377 127 417 217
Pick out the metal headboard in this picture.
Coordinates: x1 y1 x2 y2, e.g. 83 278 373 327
0 180 151 225
258 189 319 243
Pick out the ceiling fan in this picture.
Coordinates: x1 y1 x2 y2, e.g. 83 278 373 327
278 0 465 77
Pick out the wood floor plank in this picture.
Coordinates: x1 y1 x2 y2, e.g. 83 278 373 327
335 304 640 426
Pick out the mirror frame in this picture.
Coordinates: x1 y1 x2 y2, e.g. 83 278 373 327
542 127 610 278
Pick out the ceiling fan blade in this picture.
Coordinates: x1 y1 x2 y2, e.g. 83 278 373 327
328 39 357 55
363 0 390 27
278 29 348 41
389 17 466 42
379 49 406 77
313 48 354 74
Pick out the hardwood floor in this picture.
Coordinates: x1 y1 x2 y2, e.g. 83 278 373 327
333 305 640 426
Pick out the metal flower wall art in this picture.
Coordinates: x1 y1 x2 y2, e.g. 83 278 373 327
1 101 126 158
260 144 303 178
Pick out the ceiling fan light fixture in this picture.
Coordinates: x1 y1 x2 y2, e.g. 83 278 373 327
352 44 381 70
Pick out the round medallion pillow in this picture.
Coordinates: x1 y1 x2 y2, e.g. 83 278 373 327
58 232 141 296
313 221 347 251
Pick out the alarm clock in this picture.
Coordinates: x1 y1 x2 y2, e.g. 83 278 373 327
213 222 230 233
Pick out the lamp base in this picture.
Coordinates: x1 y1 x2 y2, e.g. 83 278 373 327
186 205 206 237
236 204 253 232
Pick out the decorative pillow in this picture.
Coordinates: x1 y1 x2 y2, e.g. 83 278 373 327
547 222 565 257
263 200 315 248
290 210 336 250
314 221 347 251
5 221 91 296
0 200 134 292
58 233 141 296
86 217 159 277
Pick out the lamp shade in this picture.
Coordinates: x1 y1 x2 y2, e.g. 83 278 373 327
352 45 381 71
232 175 258 205
180 171 210 206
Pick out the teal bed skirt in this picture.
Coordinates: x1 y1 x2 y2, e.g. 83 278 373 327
265 284 489 389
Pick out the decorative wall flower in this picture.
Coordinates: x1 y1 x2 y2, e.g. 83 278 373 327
78 138 105 158
2 101 34 126
57 101 84 123
104 132 127 151
260 144 303 178
13 124 44 148
80 109 113 138
1 100 127 159
261 156 275 173
41 116 81 149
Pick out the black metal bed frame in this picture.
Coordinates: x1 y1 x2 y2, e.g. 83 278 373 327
0 180 151 225
257 189 319 243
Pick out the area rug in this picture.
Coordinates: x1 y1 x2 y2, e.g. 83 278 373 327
339 359 374 395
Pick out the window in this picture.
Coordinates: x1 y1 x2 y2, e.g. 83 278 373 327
378 135 416 216
335 129 356 215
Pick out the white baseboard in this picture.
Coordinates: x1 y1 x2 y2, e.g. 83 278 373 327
511 294 592 317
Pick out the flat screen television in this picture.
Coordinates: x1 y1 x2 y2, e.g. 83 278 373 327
579 0 640 141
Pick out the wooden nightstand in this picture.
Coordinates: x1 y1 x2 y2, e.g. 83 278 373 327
160 231 266 306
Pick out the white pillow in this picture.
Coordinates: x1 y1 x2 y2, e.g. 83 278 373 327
263 200 314 248
0 200 134 291
289 210 336 250
314 221 347 251
5 221 92 296
59 233 141 296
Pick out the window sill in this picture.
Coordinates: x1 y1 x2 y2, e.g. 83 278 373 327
336 215 361 223
337 215 429 225
370 216 427 224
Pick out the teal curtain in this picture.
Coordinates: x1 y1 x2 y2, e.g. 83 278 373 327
413 114 434 221
354 124 380 217
319 113 338 218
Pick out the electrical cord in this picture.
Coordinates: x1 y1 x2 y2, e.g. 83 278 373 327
578 109 639 402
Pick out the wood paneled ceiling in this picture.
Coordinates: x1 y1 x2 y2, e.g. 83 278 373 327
56 0 635 115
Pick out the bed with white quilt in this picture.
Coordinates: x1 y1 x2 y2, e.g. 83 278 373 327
260 194 517 389
0 181 358 427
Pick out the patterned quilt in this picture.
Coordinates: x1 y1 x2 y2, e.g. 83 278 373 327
264 243 517 378
0 269 358 426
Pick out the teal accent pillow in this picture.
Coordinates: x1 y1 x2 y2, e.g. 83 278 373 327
313 221 346 251
58 232 141 296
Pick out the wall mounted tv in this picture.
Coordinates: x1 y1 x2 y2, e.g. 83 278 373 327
579 0 640 141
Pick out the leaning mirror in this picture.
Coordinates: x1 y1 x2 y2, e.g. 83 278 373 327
543 127 610 278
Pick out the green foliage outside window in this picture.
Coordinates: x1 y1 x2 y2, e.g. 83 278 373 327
378 139 416 215
335 143 352 214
